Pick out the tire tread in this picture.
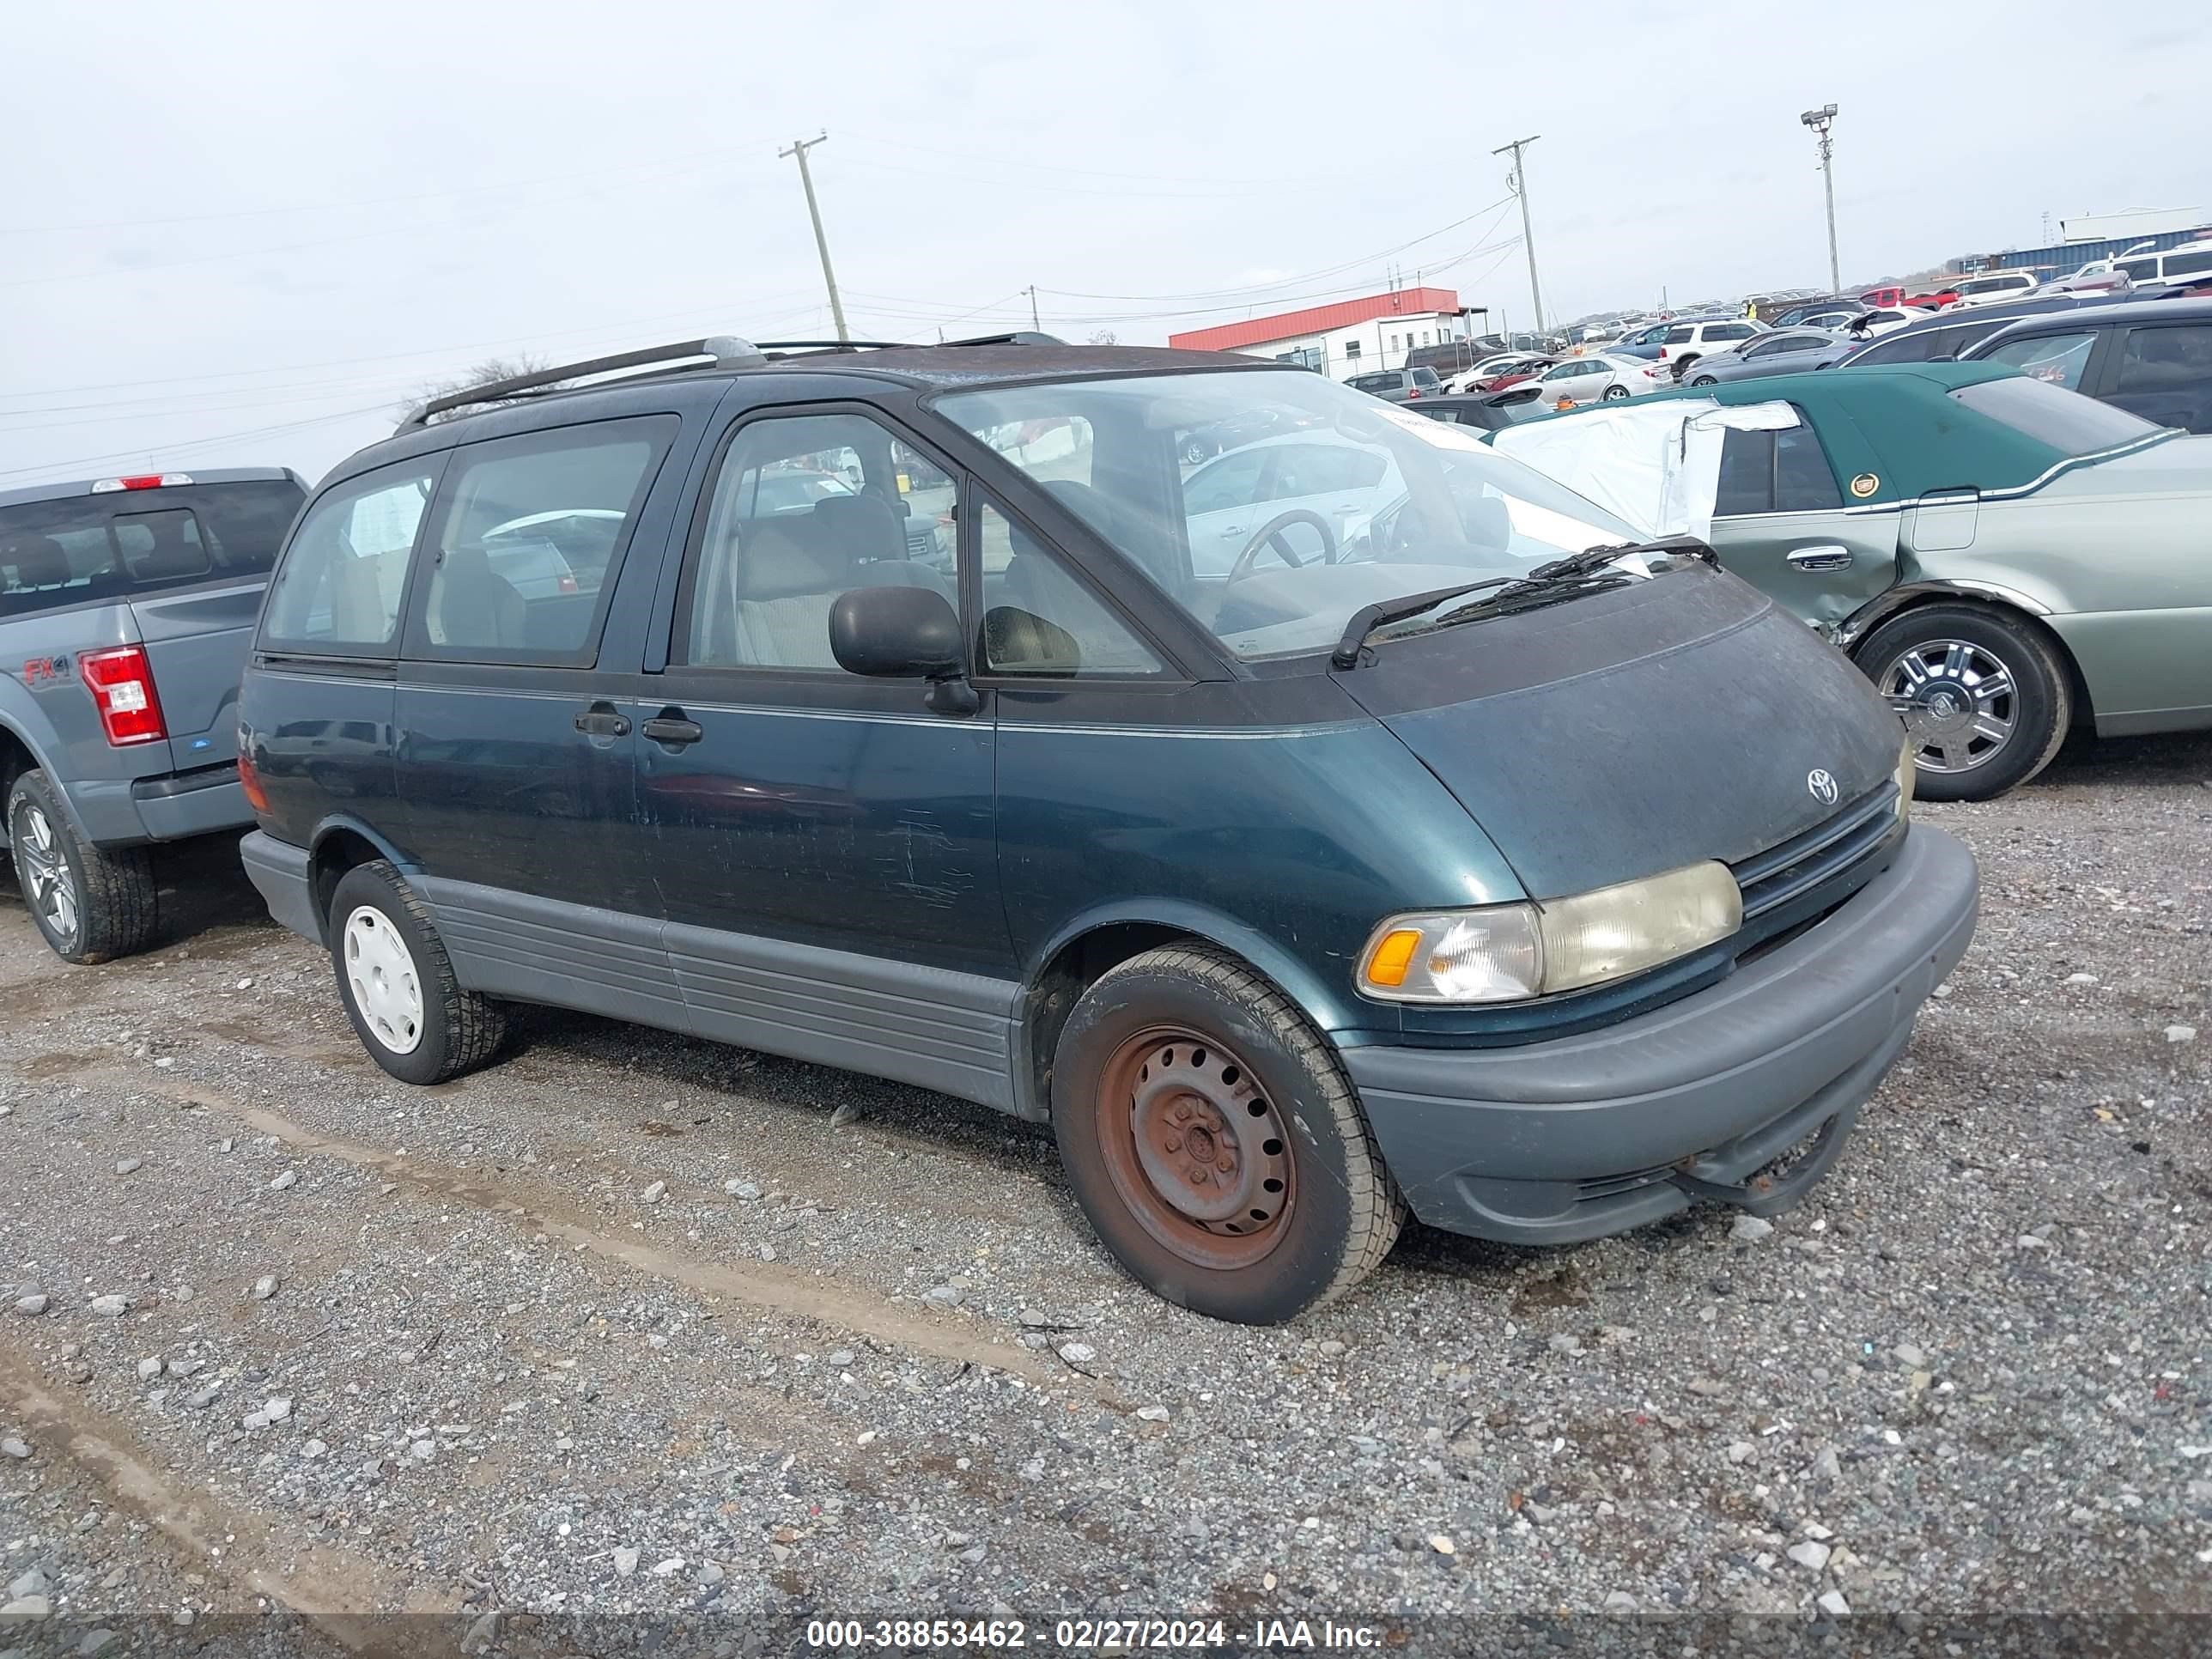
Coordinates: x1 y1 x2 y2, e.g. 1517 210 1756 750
8 771 158 963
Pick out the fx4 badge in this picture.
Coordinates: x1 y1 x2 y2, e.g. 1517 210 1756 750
21 655 70 686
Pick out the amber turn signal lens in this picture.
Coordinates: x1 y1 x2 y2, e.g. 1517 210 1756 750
1363 928 1423 988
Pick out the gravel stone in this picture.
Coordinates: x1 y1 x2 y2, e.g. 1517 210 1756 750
267 1170 298 1192
13 1293 47 1316
1729 1214 1774 1242
640 1180 666 1204
251 1274 281 1301
0 1437 28 1460
1787 1540 1832 1571
87 1294 129 1318
113 1158 142 1175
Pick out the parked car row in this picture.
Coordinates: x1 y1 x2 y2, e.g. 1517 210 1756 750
6 334 1984 1329
1486 361 2212 801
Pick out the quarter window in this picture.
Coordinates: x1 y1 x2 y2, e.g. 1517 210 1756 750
977 502 1163 678
263 464 440 652
683 412 958 672
415 416 672 664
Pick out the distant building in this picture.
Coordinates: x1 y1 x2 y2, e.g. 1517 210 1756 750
1168 287 1477 380
2061 207 2211 246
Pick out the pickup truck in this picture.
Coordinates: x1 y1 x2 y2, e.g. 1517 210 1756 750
1860 283 1960 311
0 468 306 962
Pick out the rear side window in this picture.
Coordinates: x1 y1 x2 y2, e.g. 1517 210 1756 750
262 464 441 653
410 416 674 665
0 479 302 619
1774 427 1843 510
1949 376 2161 454
1978 330 2097 391
2166 249 2212 278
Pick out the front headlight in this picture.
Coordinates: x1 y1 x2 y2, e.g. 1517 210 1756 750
1894 737 1917 819
1358 861 1742 1005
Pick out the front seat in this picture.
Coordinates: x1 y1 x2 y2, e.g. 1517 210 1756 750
728 520 849 668
3 535 72 593
435 547 527 648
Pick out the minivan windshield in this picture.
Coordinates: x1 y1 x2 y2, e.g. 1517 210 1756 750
936 369 1639 662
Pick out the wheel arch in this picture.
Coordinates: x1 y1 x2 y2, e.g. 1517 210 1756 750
0 714 89 841
1010 901 1359 1124
307 814 416 938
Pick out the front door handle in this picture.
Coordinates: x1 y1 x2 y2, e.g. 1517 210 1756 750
641 715 703 747
573 704 631 738
1787 544 1854 571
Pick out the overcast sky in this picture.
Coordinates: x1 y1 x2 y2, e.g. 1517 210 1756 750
5 1 2206 487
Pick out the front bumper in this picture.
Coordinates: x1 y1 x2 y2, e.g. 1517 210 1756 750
1343 824 1978 1244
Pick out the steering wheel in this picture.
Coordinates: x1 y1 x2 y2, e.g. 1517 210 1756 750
1224 509 1338 584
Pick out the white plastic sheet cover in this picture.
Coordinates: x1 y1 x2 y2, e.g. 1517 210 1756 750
1491 400 1801 543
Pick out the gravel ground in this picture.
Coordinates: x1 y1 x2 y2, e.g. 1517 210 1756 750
2 732 2208 1656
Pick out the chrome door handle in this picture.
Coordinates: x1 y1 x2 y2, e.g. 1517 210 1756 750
1787 544 1853 571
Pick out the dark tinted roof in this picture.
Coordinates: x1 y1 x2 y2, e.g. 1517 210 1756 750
1974 296 2212 337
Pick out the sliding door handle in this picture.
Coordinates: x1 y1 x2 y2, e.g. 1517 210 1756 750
573 705 631 738
641 716 703 747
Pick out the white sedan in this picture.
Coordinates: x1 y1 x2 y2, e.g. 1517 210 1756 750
1517 352 1671 410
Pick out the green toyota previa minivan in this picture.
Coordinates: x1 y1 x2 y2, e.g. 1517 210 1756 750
236 336 1979 1323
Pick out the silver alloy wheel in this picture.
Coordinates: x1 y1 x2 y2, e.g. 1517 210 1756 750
343 904 425 1054
1880 637 2017 774
10 800 77 946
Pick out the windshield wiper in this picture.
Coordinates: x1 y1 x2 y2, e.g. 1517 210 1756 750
1329 536 1717 670
1330 580 1516 669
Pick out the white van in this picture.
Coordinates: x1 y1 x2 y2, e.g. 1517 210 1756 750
2114 240 2212 289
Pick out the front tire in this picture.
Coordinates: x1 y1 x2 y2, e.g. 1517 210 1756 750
1856 604 2071 801
1051 943 1404 1324
328 860 505 1084
6 770 156 964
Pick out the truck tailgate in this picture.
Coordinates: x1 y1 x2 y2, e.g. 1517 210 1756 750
129 576 264 775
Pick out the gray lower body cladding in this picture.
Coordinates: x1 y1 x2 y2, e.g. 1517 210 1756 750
1341 825 1978 1243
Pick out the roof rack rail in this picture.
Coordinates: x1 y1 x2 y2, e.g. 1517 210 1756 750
751 331 1065 354
397 336 769 431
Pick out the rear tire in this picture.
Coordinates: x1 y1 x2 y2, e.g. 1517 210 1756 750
328 860 506 1085
1050 943 1404 1324
1601 384 1631 400
6 770 156 964
1691 374 1720 387
1855 604 2071 802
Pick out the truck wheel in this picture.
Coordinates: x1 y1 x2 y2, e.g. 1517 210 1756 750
328 860 505 1085
1051 943 1404 1324
1856 604 2070 801
6 770 156 964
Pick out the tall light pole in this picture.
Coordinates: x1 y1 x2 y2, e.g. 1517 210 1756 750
1492 135 1545 335
780 131 850 343
1801 104 1840 295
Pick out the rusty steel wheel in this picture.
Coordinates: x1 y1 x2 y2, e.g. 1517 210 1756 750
1096 1027 1294 1271
1051 943 1405 1324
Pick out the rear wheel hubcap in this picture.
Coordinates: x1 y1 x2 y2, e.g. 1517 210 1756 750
10 801 77 945
343 905 425 1054
1098 1027 1292 1270
1881 638 2017 773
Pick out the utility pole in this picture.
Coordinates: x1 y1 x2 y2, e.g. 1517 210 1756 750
1492 135 1545 334
1800 105 1840 295
780 131 849 343
1026 286 1041 331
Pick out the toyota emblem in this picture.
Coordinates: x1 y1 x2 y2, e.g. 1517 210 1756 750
1807 769 1839 805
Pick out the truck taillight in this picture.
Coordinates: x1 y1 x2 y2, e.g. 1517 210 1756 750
79 645 167 746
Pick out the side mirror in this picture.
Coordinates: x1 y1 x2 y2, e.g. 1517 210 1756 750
829 584 963 679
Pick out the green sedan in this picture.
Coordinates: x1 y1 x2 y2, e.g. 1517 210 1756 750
1502 362 2212 800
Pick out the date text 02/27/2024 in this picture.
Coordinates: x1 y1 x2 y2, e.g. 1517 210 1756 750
804 1617 1384 1650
